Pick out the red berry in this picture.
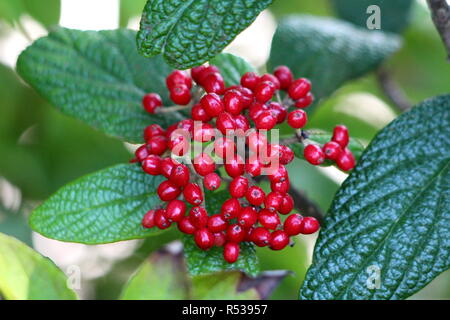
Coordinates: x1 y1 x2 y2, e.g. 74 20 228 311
332 125 349 148
268 165 288 183
134 145 149 162
235 86 254 108
178 216 196 234
191 103 212 122
191 65 208 84
142 93 162 114
195 65 220 85
170 84 191 105
154 209 171 229
245 156 263 177
143 124 165 141
169 164 190 187
300 216 320 234
229 176 249 198
166 200 186 222
202 72 225 95
194 228 214 250
260 73 281 90
189 206 208 229
213 232 227 247
166 70 191 90
204 172 221 191
269 230 289 250
193 153 215 176
224 155 245 178
251 227 271 247
224 90 245 115
254 81 276 103
268 102 287 124
294 92 314 108
288 78 311 100
245 186 265 206
214 137 236 159
284 213 304 236
192 123 215 142
142 155 161 175
287 109 307 129
221 198 241 220
271 179 290 194
227 224 246 243
223 242 240 263
323 141 342 160
160 157 178 178
255 110 277 130
241 72 260 90
237 207 258 229
258 209 281 230
304 144 325 165
207 214 228 233
279 145 294 165
234 114 250 131
147 135 168 155
184 183 203 205
336 148 355 171
157 180 181 201
273 66 293 90
264 191 283 212
200 93 224 117
142 209 156 228
216 112 237 135
247 131 268 153
279 194 294 215
249 102 267 121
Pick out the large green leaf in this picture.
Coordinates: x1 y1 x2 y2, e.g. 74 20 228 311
30 163 165 244
210 53 255 87
268 15 401 103
300 95 450 300
136 0 273 69
331 0 414 34
17 27 177 144
0 232 77 300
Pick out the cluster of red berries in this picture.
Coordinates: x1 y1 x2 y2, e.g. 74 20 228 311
133 64 342 264
303 125 356 171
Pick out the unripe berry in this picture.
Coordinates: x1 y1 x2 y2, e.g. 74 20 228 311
254 81 276 103
284 213 304 236
264 191 284 212
223 242 240 263
227 224 246 243
216 112 237 135
258 209 281 230
193 153 215 176
237 207 258 229
204 172 221 191
304 144 325 165
170 84 191 105
141 155 161 175
189 206 208 229
178 216 196 234
221 198 241 220
273 66 293 90
294 92 314 108
207 214 228 233
142 209 156 228
336 148 355 171
157 180 181 201
183 183 203 205
166 199 186 222
288 78 311 100
200 93 224 117
245 186 265 206
323 141 342 160
224 90 245 115
332 125 350 148
169 164 190 187
194 228 214 250
229 176 249 198
154 209 171 229
279 194 294 215
269 230 289 250
287 109 307 129
300 216 320 234
142 93 162 114
224 155 245 178
143 124 165 141
241 72 260 90
251 227 271 247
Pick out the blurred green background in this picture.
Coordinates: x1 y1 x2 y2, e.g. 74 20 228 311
0 0 449 300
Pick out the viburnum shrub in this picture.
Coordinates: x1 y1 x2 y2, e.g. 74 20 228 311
134 65 356 263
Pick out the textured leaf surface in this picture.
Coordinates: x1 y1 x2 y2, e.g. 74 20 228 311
30 164 165 244
210 53 255 87
0 233 77 300
331 0 414 33
183 191 259 277
137 0 272 69
268 15 401 102
300 96 450 300
17 27 176 143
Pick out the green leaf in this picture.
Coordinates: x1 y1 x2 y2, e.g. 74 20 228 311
30 163 165 244
0 0 60 28
268 15 401 103
17 27 177 144
300 95 450 300
136 0 273 69
331 0 414 33
183 191 259 277
0 232 77 300
210 53 255 87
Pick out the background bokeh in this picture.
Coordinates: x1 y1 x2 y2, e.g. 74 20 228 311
0 0 449 299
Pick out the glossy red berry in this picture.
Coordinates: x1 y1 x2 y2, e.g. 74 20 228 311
264 191 283 212
284 213 304 236
192 123 215 142
169 164 190 187
336 148 355 171
271 178 290 194
245 186 265 206
224 155 245 178
143 124 165 141
213 232 227 247
191 65 208 84
269 165 288 183
279 194 294 215
227 224 246 243
273 66 293 90
202 72 225 95
223 242 240 263
288 78 311 100
142 210 156 228
323 141 342 160
221 198 241 220
300 216 320 234
254 81 276 103
160 157 178 178
247 131 268 153
279 145 294 165
260 73 281 90
184 183 203 205
200 93 224 117
216 112 237 135
170 84 191 105
258 209 281 230
194 228 214 250
255 110 277 130
237 207 258 229
229 176 249 198
332 125 349 148
178 216 196 234
142 93 162 114
294 92 314 108
191 103 212 122
214 137 235 159
287 109 307 129
166 70 192 90
250 227 271 247
234 114 250 131
304 144 325 165
154 209 171 229
166 200 186 222
142 155 161 175
204 173 221 191
207 214 228 233
224 90 245 115
193 65 219 85
134 145 149 162
269 230 289 250
157 180 181 201
193 153 215 176
240 72 260 90
245 156 263 177
268 102 287 124
189 206 208 229
147 135 167 155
